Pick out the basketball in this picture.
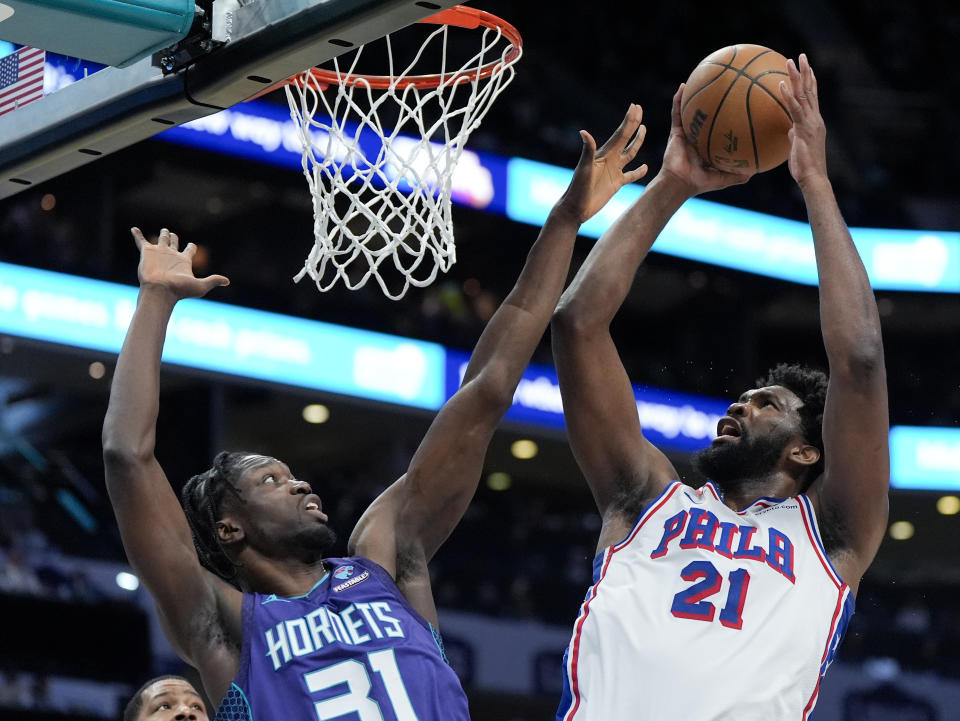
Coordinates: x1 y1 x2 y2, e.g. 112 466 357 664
680 44 793 174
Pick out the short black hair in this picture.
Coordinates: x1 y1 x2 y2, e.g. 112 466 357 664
180 451 250 586
757 362 828 489
123 675 189 721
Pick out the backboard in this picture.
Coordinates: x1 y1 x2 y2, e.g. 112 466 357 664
0 0 459 201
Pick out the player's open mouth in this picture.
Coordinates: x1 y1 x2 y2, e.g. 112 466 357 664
716 418 742 438
302 496 328 521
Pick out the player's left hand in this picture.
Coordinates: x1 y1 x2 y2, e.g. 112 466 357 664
556 103 649 224
133 227 230 299
781 53 829 189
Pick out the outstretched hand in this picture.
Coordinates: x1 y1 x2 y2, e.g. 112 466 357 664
132 227 229 299
780 53 828 190
557 104 650 224
659 84 752 197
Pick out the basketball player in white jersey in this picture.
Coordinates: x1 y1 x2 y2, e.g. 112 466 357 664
551 54 888 720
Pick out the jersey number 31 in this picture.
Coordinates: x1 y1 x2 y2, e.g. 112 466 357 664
304 649 417 721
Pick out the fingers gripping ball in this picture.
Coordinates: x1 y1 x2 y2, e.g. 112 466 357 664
680 45 792 174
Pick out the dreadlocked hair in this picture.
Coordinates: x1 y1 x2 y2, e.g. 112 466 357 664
180 451 249 587
757 362 828 490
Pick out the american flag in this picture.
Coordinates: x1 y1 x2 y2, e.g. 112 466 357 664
0 46 45 117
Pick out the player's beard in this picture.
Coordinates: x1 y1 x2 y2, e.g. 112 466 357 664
692 426 792 495
291 524 337 560
256 522 337 565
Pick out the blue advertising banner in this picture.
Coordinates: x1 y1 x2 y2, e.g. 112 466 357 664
890 426 960 491
157 101 511 216
506 158 960 293
0 262 446 410
445 349 729 453
1 261 956 488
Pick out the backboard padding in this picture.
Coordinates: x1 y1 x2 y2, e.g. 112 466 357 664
0 0 459 200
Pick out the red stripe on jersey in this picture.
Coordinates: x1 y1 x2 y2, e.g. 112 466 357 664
563 482 683 721
562 548 610 721
802 587 849 719
796 496 842 589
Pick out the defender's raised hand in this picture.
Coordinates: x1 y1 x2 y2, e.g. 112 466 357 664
132 227 229 299
557 104 649 224
781 53 828 189
660 84 752 197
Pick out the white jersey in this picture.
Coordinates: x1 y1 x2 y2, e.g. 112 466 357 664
558 481 853 721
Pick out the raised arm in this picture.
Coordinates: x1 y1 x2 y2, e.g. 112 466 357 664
782 56 889 592
101 229 238 677
349 106 649 611
551 89 750 520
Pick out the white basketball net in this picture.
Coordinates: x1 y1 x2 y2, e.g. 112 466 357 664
284 18 521 299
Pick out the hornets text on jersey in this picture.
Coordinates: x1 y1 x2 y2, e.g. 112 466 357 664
214 556 469 721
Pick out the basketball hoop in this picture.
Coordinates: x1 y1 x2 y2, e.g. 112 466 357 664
273 5 522 300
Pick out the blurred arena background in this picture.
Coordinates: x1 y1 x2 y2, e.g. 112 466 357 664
1 1 959 719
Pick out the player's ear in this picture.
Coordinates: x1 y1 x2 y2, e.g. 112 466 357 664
788 442 820 469
216 517 245 546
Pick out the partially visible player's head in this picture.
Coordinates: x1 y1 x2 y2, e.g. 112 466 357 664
124 676 207 721
181 451 336 587
693 363 827 494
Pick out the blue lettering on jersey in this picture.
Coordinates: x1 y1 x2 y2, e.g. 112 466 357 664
265 602 406 671
650 510 687 558
714 521 738 558
679 508 719 551
733 525 766 562
650 511 796 583
766 528 796 583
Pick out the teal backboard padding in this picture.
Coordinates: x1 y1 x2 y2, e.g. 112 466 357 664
0 0 194 67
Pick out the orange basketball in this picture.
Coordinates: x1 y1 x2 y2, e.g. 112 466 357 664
680 45 793 174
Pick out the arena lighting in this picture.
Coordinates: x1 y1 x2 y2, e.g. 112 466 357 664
88 361 105 379
115 571 140 591
0 260 957 489
888 521 915 541
936 496 960 515
486 472 511 491
510 439 539 460
302 403 330 424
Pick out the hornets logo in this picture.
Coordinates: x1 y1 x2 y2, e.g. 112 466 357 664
333 565 355 580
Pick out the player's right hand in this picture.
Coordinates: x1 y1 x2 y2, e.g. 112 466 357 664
132 227 230 299
658 84 752 197
556 103 649 224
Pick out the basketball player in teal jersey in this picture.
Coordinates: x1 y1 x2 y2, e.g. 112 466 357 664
102 105 650 719
551 55 889 720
